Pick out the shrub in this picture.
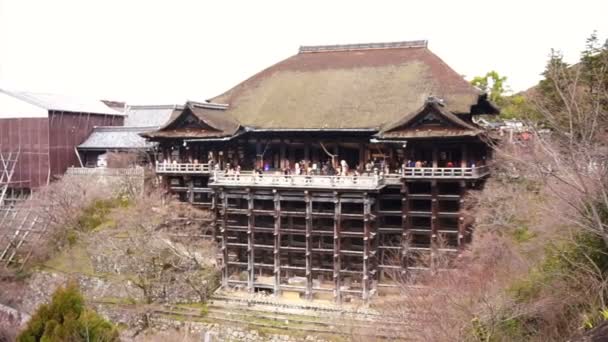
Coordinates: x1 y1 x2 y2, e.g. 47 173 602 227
17 283 118 342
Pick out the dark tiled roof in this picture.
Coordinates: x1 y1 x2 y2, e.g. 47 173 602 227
124 105 183 127
78 126 157 150
209 40 486 129
377 99 484 139
142 102 240 139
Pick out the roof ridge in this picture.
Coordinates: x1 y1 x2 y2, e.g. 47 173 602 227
92 125 160 132
187 100 229 110
127 104 184 110
299 40 428 53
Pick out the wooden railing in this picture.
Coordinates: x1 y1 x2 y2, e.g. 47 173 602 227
211 172 385 190
66 167 145 177
401 166 489 179
155 163 211 174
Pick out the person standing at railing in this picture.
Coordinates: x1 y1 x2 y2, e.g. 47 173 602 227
340 160 349 176
415 160 422 168
446 161 454 168
295 162 301 175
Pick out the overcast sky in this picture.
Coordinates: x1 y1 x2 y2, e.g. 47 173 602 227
0 0 606 104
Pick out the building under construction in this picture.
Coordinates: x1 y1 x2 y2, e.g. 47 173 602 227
145 40 498 301
0 88 124 190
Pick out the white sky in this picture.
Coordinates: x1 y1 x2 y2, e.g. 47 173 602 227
0 0 606 105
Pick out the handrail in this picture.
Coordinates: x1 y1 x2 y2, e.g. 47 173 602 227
155 163 211 174
211 172 385 190
401 166 489 179
66 167 144 177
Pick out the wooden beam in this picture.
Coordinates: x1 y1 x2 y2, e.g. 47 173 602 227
431 180 438 271
273 189 281 296
247 188 255 292
461 144 467 168
400 181 411 274
458 180 466 249
363 192 371 300
305 190 313 300
333 191 342 303
221 191 229 288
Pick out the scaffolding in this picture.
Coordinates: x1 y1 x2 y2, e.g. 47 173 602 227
0 149 20 207
0 149 48 268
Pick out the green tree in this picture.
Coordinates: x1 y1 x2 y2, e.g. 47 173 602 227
18 283 118 342
471 70 508 105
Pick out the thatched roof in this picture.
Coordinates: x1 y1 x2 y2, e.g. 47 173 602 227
377 98 484 139
210 40 487 130
142 102 240 139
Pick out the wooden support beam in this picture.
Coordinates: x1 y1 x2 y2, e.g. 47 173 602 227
358 143 365 167
461 144 468 168
221 191 229 288
256 141 262 169
280 143 287 169
187 178 194 204
305 190 313 300
400 181 411 274
430 180 439 271
273 190 281 296
247 188 255 292
288 217 294 278
304 144 310 165
458 180 466 249
363 192 371 300
288 145 295 167
333 191 342 303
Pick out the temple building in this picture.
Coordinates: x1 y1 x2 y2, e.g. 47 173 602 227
143 40 498 302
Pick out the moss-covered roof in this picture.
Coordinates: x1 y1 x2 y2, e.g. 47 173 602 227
210 41 483 130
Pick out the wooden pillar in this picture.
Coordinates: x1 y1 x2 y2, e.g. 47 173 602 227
304 143 310 166
288 145 295 167
312 145 319 165
280 143 287 169
363 192 371 300
333 144 339 167
187 178 194 204
358 143 365 167
400 181 411 273
458 180 466 249
221 191 229 288
461 144 467 168
273 190 281 296
333 192 342 303
430 180 439 270
247 189 255 292
255 141 262 169
288 218 294 278
305 191 313 300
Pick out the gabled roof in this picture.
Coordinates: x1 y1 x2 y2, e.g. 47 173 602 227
124 104 183 127
377 98 484 139
209 40 489 130
142 101 240 139
0 88 124 115
79 126 157 150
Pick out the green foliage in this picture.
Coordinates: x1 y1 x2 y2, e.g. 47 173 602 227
18 283 118 342
471 70 508 105
75 198 130 232
510 225 536 243
499 95 541 121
